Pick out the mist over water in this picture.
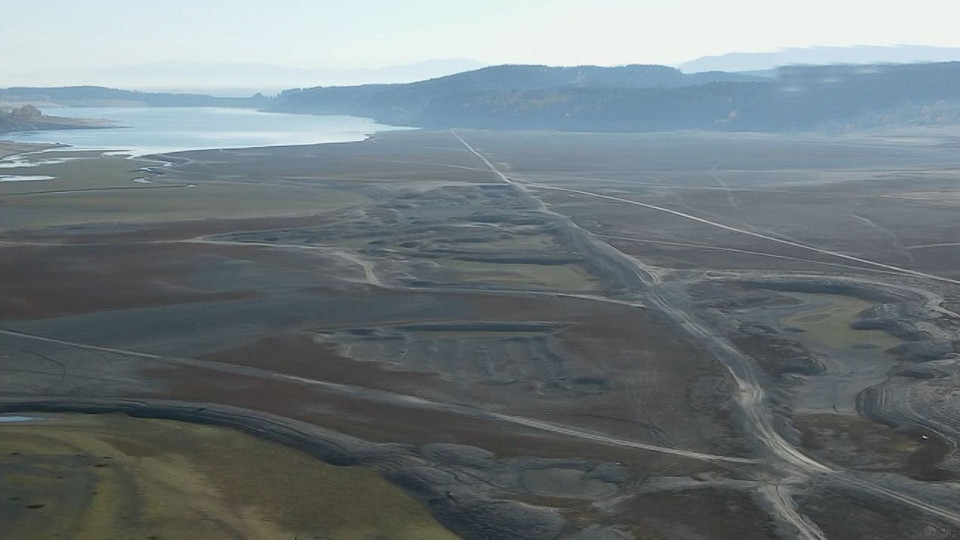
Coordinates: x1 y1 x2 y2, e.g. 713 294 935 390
5 107 413 155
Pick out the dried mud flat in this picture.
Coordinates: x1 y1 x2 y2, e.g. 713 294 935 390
2 129 960 539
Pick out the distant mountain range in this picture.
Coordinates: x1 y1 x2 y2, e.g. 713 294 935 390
7 60 960 133
680 45 960 73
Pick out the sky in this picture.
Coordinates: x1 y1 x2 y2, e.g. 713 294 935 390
3 0 960 85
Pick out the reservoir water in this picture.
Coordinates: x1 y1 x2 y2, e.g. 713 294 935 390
4 107 413 156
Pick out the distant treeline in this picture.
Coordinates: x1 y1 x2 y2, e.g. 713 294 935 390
6 62 960 132
0 86 270 109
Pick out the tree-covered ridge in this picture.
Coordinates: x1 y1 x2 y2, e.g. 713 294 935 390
271 62 960 132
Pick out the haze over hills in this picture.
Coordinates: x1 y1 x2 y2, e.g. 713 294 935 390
680 45 960 73
10 46 960 96
0 59 487 97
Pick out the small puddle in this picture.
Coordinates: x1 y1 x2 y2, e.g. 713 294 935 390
0 175 55 182
0 157 77 169
0 415 40 423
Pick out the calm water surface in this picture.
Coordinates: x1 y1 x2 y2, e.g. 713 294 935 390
5 107 413 155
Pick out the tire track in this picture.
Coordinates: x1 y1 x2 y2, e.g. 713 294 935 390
525 182 960 286
0 327 754 464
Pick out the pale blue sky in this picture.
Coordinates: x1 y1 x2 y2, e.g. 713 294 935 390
3 0 960 73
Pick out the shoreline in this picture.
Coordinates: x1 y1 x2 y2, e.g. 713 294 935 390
2 128 394 166
0 115 115 136
0 141 63 159
2 106 414 157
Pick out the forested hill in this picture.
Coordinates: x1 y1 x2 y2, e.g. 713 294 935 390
269 62 960 132
268 64 763 125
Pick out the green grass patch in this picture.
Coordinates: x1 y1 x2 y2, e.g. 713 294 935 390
780 293 903 350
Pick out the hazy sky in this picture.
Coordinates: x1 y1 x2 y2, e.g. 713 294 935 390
3 0 960 73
